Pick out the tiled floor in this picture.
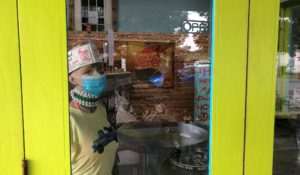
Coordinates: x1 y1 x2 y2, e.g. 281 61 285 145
273 119 300 175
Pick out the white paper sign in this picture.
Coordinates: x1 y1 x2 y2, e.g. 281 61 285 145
88 11 98 25
107 29 115 66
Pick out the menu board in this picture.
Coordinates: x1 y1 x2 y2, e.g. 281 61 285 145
194 62 210 125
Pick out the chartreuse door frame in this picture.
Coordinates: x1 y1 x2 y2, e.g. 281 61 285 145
244 0 280 175
17 0 70 174
3 0 278 174
0 0 24 175
209 0 249 174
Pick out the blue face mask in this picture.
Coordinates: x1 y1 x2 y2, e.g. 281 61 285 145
81 74 107 97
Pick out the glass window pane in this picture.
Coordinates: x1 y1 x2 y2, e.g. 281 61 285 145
274 1 300 174
67 0 212 174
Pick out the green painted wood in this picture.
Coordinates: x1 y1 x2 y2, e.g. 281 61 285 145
244 0 280 174
0 0 24 174
18 0 70 174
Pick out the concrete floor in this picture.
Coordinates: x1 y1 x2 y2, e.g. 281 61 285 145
273 119 300 175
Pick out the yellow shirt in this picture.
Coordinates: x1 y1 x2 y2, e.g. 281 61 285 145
70 105 118 175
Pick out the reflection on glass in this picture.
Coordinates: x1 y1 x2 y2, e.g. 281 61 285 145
68 0 212 174
274 1 300 174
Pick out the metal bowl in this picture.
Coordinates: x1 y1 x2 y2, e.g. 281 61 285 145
117 122 208 149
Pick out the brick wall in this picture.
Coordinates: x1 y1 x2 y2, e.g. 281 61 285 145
68 31 209 122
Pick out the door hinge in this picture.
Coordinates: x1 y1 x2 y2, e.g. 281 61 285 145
22 159 27 175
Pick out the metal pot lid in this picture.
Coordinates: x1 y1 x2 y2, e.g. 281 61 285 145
117 122 208 149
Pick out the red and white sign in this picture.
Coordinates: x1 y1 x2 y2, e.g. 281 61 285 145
68 43 102 73
135 47 161 70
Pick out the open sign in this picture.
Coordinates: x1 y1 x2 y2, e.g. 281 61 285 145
182 20 209 33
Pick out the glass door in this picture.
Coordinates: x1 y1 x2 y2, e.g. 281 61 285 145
14 0 254 174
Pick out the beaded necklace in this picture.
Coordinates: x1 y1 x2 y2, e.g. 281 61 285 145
70 87 100 108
